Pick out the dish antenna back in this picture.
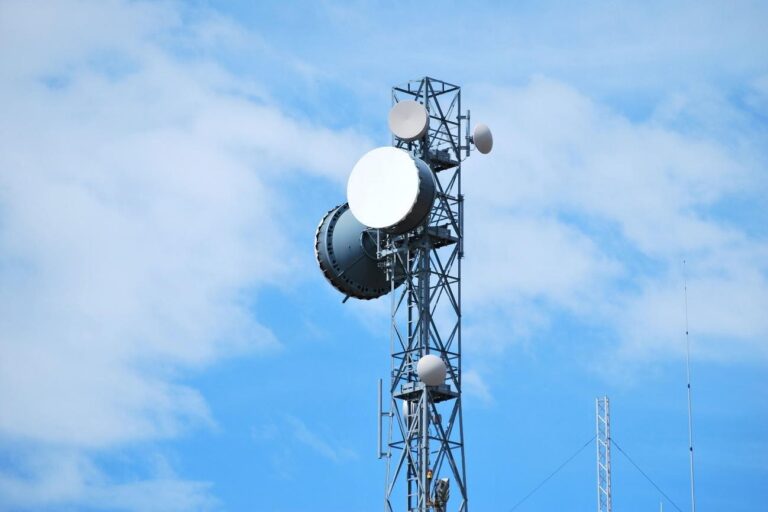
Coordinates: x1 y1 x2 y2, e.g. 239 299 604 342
315 203 403 300
472 123 493 154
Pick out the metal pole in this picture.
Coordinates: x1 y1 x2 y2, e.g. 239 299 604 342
683 261 697 512
378 378 383 459
420 245 430 512
606 398 611 512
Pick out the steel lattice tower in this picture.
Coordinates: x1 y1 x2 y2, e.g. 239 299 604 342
596 396 612 512
378 77 470 512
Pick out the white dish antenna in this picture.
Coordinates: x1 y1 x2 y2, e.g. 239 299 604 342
416 354 446 386
347 146 435 234
472 123 493 154
388 100 429 142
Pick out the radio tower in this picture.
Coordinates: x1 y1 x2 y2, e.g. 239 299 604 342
379 77 473 512
315 76 492 512
596 396 612 512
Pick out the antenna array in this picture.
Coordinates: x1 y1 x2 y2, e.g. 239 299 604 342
315 77 492 512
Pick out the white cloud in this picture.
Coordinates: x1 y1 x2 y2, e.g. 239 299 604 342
251 416 358 473
285 416 358 463
1 0 765 507
465 214 620 310
0 0 369 508
0 449 218 511
463 77 768 364
462 369 493 405
619 267 768 362
247 1 768 105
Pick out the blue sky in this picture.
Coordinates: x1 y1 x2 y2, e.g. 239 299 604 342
0 0 766 510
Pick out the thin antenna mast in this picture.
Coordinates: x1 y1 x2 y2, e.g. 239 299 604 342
596 396 612 512
683 260 697 512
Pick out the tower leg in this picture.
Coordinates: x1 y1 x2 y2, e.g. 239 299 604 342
384 77 470 512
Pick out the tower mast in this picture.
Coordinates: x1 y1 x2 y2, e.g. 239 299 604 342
596 396 612 512
382 77 469 512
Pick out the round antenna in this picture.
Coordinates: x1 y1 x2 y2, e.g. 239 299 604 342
315 203 403 300
416 354 446 386
388 100 429 142
347 146 435 234
472 124 493 154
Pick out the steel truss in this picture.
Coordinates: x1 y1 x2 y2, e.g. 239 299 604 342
379 77 470 512
596 396 612 512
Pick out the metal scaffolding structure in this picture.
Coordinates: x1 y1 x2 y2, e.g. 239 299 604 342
596 396 612 512
378 77 470 512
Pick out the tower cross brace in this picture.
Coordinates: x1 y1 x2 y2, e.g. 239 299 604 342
380 77 470 512
596 396 612 512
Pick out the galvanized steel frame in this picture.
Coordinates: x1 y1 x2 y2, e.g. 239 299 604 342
596 396 612 512
380 77 470 512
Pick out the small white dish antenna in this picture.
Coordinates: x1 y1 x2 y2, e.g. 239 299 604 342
416 354 446 386
472 123 493 154
347 146 435 234
388 100 429 142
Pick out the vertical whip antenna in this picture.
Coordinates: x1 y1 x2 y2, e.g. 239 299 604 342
683 260 697 512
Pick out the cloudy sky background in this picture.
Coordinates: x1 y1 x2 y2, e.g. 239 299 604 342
0 0 766 510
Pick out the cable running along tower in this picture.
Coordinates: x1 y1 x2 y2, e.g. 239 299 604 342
315 77 492 512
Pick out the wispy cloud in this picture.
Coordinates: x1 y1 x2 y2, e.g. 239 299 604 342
0 449 218 511
251 415 358 476
461 77 768 368
228 0 768 104
1 0 766 508
285 416 358 463
0 0 368 508
462 369 494 405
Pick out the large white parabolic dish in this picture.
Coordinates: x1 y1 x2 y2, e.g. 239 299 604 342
347 147 435 234
388 100 429 142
